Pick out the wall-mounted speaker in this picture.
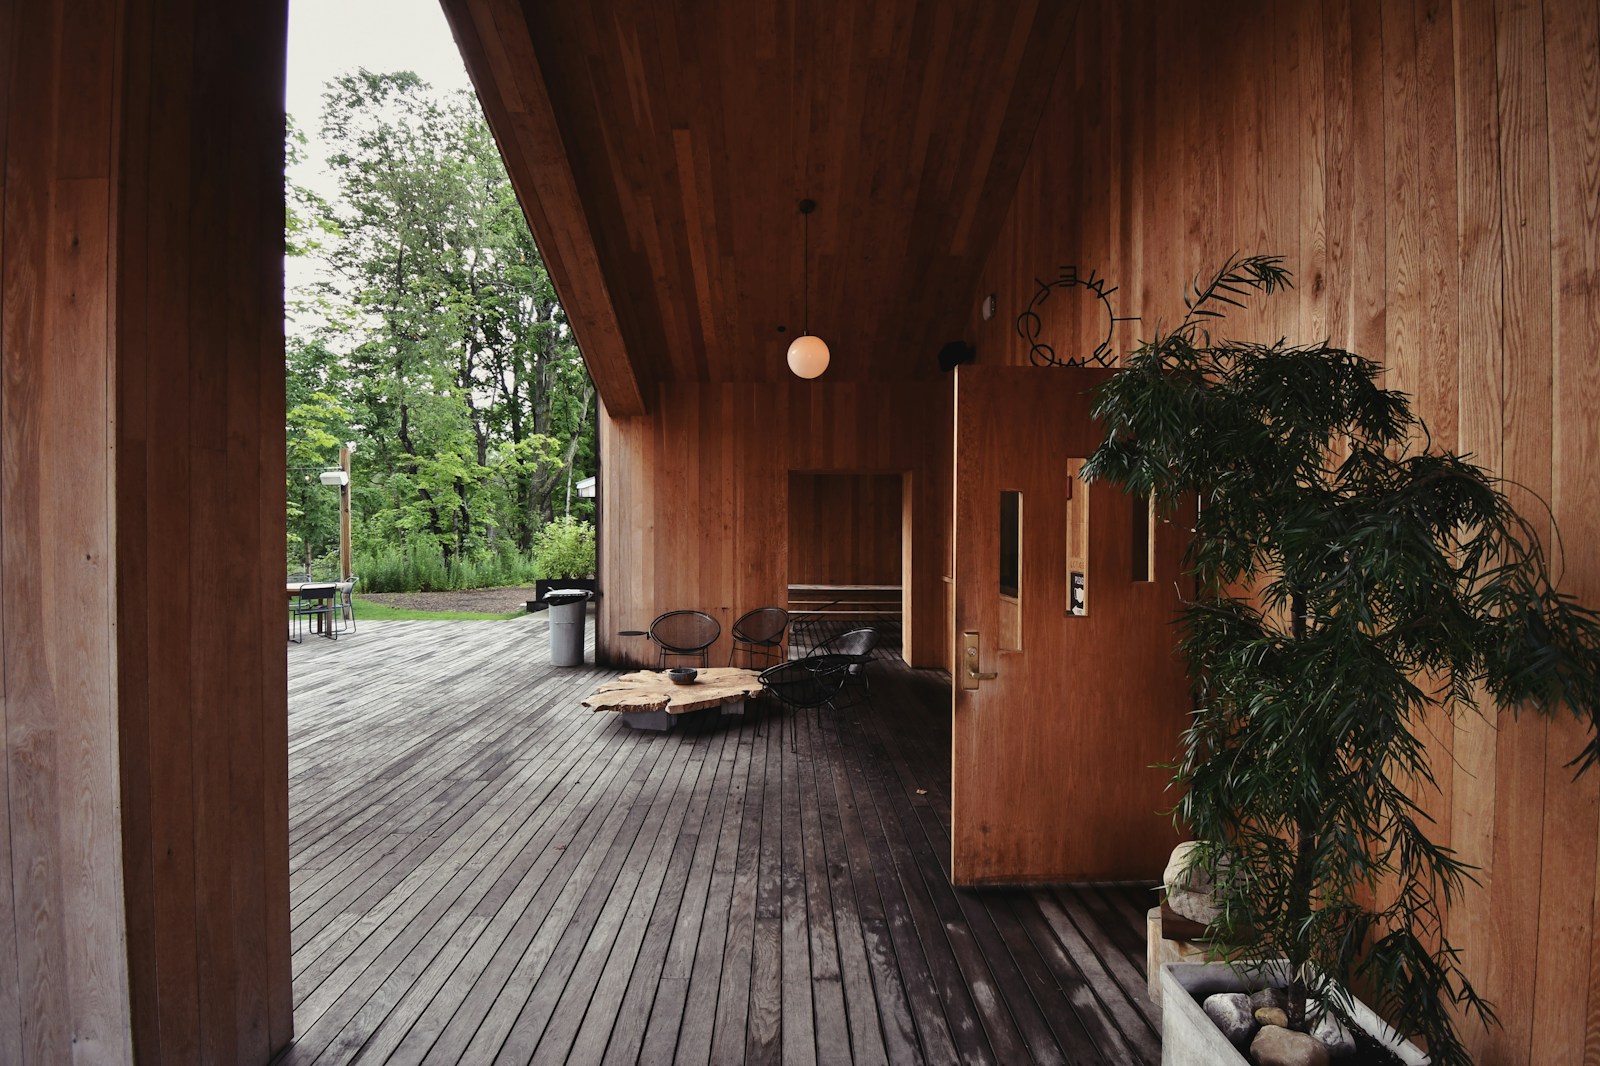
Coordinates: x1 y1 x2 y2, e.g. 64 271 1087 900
938 341 976 372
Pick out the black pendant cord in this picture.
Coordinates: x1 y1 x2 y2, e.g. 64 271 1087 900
803 208 810 336
798 198 816 338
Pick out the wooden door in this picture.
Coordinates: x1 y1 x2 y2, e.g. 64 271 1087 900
951 366 1191 885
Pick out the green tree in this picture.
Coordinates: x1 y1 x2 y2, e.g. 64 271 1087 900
303 70 598 578
285 337 351 573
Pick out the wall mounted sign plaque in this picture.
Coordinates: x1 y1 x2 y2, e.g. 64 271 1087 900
1014 264 1140 368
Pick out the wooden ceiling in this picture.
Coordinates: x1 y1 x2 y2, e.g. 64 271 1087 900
443 0 1076 413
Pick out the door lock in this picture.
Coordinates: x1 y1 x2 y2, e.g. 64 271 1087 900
959 631 998 690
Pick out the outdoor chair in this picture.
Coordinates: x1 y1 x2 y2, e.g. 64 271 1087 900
810 626 879 710
648 609 720 667
757 658 849 752
728 606 788 668
336 575 358 634
290 583 340 643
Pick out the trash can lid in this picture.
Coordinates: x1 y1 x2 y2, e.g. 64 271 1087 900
542 588 592 604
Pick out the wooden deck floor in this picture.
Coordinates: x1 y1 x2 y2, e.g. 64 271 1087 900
276 615 1162 1065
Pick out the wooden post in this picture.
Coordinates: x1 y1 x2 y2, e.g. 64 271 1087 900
340 446 352 581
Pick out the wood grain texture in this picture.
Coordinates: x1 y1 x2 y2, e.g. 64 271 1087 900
1 0 132 1060
440 0 1076 407
270 619 1161 1065
950 367 1190 884
969 0 1600 1057
439 0 645 416
597 382 951 670
787 473 903 587
112 0 294 1061
583 668 765 714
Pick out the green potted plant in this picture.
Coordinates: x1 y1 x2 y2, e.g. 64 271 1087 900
532 516 598 603
1083 256 1600 1064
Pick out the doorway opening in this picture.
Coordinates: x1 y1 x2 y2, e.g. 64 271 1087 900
786 470 908 661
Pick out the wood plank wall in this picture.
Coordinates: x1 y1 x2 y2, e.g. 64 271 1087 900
115 2 293 1061
599 382 950 668
973 0 1600 1058
2 2 293 1063
786 472 903 586
0 1 133 1060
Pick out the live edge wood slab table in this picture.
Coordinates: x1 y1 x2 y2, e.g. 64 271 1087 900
583 667 764 731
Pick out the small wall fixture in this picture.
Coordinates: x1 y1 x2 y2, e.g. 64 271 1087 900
787 199 830 379
319 469 350 487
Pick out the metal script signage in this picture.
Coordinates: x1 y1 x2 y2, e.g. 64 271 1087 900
1015 265 1139 368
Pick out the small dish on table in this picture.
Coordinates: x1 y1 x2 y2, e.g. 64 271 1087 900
668 667 698 685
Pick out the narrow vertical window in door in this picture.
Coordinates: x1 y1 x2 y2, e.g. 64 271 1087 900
999 491 1022 650
1065 459 1089 615
1131 490 1155 582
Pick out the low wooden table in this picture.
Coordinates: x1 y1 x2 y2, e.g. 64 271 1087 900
583 667 764 731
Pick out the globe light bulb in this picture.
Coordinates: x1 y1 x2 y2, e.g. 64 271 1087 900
786 334 830 379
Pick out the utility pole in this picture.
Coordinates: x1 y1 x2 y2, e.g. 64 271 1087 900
340 445 353 581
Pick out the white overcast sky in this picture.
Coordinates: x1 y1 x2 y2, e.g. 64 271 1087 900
285 0 477 323
287 0 473 129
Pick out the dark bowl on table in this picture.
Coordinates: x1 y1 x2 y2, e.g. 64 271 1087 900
668 668 698 685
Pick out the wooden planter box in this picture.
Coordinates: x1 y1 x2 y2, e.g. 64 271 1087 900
1160 961 1429 1066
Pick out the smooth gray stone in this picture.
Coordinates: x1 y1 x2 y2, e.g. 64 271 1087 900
1203 992 1258 1048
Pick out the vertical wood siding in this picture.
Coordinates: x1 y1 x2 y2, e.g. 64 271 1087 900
973 1 1600 1058
1 0 132 1060
598 382 951 669
787 473 905 587
115 2 292 1061
1 1 292 1062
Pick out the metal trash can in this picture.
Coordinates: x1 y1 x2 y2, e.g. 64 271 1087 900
543 589 592 666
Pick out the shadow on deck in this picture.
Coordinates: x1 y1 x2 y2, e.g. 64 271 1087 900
277 617 1161 1065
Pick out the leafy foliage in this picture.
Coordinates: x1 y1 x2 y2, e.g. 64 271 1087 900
1083 255 1600 1064
286 71 597 588
532 517 597 580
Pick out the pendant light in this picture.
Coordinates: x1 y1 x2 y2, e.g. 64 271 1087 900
786 199 830 379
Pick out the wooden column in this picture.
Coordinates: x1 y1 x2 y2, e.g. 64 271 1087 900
113 1 294 1061
340 446 353 581
0 0 133 1060
3 2 294 1058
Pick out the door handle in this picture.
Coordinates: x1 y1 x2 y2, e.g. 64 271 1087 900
959 631 998 690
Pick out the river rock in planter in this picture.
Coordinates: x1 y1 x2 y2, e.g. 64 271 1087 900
1250 1024 1330 1066
1254 1005 1290 1028
1309 1009 1358 1057
1250 987 1290 1014
1203 992 1258 1048
1164 841 1224 925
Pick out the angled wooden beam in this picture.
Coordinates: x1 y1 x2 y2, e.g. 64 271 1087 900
441 0 648 416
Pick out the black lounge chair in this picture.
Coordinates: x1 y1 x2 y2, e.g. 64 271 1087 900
648 609 720 667
728 606 789 668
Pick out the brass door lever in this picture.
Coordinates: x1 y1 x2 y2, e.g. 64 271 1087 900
959 631 997 690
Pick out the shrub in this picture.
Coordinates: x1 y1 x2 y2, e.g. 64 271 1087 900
532 517 596 580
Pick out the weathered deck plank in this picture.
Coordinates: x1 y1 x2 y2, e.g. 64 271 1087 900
273 615 1163 1065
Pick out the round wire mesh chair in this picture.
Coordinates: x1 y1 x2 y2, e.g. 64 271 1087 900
728 606 789 667
813 627 879 710
648 609 721 667
758 659 848 752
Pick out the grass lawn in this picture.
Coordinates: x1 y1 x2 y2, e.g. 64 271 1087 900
350 597 529 622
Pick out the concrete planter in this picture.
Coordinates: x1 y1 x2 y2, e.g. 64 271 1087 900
1160 961 1429 1066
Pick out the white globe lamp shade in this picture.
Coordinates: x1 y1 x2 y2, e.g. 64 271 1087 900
787 334 830 379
